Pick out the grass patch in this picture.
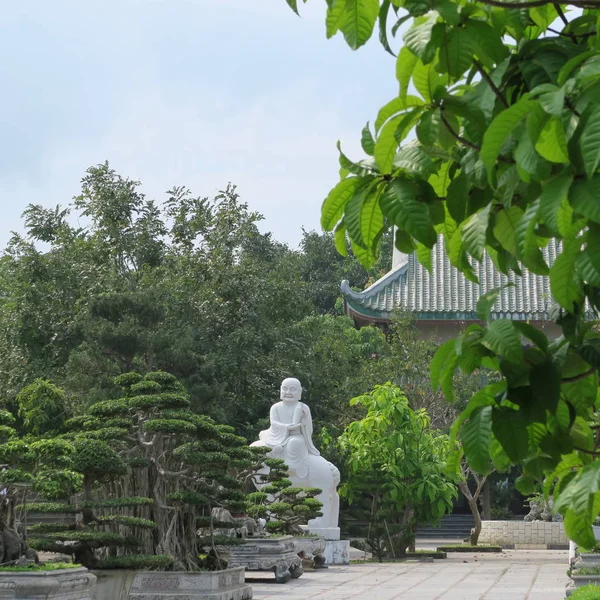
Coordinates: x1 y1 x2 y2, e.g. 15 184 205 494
569 584 600 599
437 545 502 553
574 567 600 576
0 562 80 572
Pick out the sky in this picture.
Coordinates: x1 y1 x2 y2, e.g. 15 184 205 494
0 0 396 249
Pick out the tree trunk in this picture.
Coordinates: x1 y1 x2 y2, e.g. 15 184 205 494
468 497 482 546
482 480 491 520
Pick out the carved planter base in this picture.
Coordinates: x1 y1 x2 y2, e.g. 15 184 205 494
92 567 251 600
0 566 96 599
292 536 327 569
224 536 303 583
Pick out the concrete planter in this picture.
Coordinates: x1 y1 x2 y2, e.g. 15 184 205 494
92 567 251 600
223 536 302 583
576 553 600 568
0 566 96 599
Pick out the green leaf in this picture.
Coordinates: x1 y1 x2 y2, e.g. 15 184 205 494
428 160 453 197
448 228 478 283
396 47 419 100
360 187 384 251
439 26 476 79
430 339 456 391
416 242 432 272
556 460 600 514
492 409 529 462
538 87 565 116
446 173 469 223
344 187 367 245
550 238 582 313
514 475 535 495
462 205 490 262
403 12 438 59
321 177 369 231
582 106 600 179
285 0 300 15
493 206 524 257
512 321 548 352
530 360 560 415
563 509 596 549
350 238 376 269
540 172 573 235
481 320 523 364
361 123 375 156
333 222 348 257
535 117 570 164
476 286 506 323
412 60 444 102
395 228 417 253
461 406 492 474
377 0 394 56
570 176 600 223
380 179 437 247
392 145 436 178
515 199 549 275
326 0 348 38
481 96 535 184
374 115 403 174
375 95 424 132
337 141 367 176
340 0 379 49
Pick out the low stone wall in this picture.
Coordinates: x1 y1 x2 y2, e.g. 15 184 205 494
478 520 568 549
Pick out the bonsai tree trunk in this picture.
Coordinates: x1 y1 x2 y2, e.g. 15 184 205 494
457 461 488 546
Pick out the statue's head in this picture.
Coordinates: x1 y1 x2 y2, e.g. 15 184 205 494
280 378 302 402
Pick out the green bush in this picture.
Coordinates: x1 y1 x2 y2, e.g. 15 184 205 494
0 562 80 572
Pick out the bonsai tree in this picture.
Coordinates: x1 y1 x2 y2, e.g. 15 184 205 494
25 438 168 570
339 384 456 560
247 457 323 536
33 371 255 571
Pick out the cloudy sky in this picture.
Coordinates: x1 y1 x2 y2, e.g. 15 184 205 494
0 0 396 249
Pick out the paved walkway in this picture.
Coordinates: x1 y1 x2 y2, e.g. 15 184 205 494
250 550 569 600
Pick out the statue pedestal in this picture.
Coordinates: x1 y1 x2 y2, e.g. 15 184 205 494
305 526 340 541
300 527 349 565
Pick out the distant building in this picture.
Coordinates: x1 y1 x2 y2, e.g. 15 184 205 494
341 236 564 339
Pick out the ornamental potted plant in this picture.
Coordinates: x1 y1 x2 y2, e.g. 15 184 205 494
27 372 253 600
226 457 324 582
0 385 96 600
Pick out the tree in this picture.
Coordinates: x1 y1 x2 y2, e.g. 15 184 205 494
285 0 600 547
247 457 323 535
339 384 456 559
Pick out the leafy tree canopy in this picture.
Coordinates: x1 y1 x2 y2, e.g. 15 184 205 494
286 0 600 546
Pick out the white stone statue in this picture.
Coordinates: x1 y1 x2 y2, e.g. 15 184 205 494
251 378 341 539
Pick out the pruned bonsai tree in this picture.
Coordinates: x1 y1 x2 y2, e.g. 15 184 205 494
29 371 254 571
247 457 323 536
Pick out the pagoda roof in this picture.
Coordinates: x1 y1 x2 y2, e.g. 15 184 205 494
342 238 569 323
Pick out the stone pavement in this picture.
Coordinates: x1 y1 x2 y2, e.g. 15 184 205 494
250 550 569 600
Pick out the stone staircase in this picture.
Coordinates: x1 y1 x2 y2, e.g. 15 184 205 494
416 514 474 539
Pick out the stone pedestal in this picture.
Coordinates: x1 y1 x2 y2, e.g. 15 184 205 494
292 536 326 568
224 536 302 584
323 540 350 565
306 527 340 540
0 567 96 599
92 567 251 600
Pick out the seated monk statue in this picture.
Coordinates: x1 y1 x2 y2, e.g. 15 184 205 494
251 378 341 535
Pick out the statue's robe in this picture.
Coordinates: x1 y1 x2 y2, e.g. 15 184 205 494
258 402 319 479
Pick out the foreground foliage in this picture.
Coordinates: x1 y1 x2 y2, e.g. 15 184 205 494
339 384 456 559
287 0 600 547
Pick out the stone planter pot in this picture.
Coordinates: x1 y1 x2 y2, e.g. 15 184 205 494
0 566 96 599
569 574 600 590
576 553 600 568
223 536 302 583
292 535 326 568
92 567 251 600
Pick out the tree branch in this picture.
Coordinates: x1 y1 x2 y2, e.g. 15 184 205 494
562 368 595 383
440 111 481 152
574 446 600 457
475 0 599 8
473 60 508 109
